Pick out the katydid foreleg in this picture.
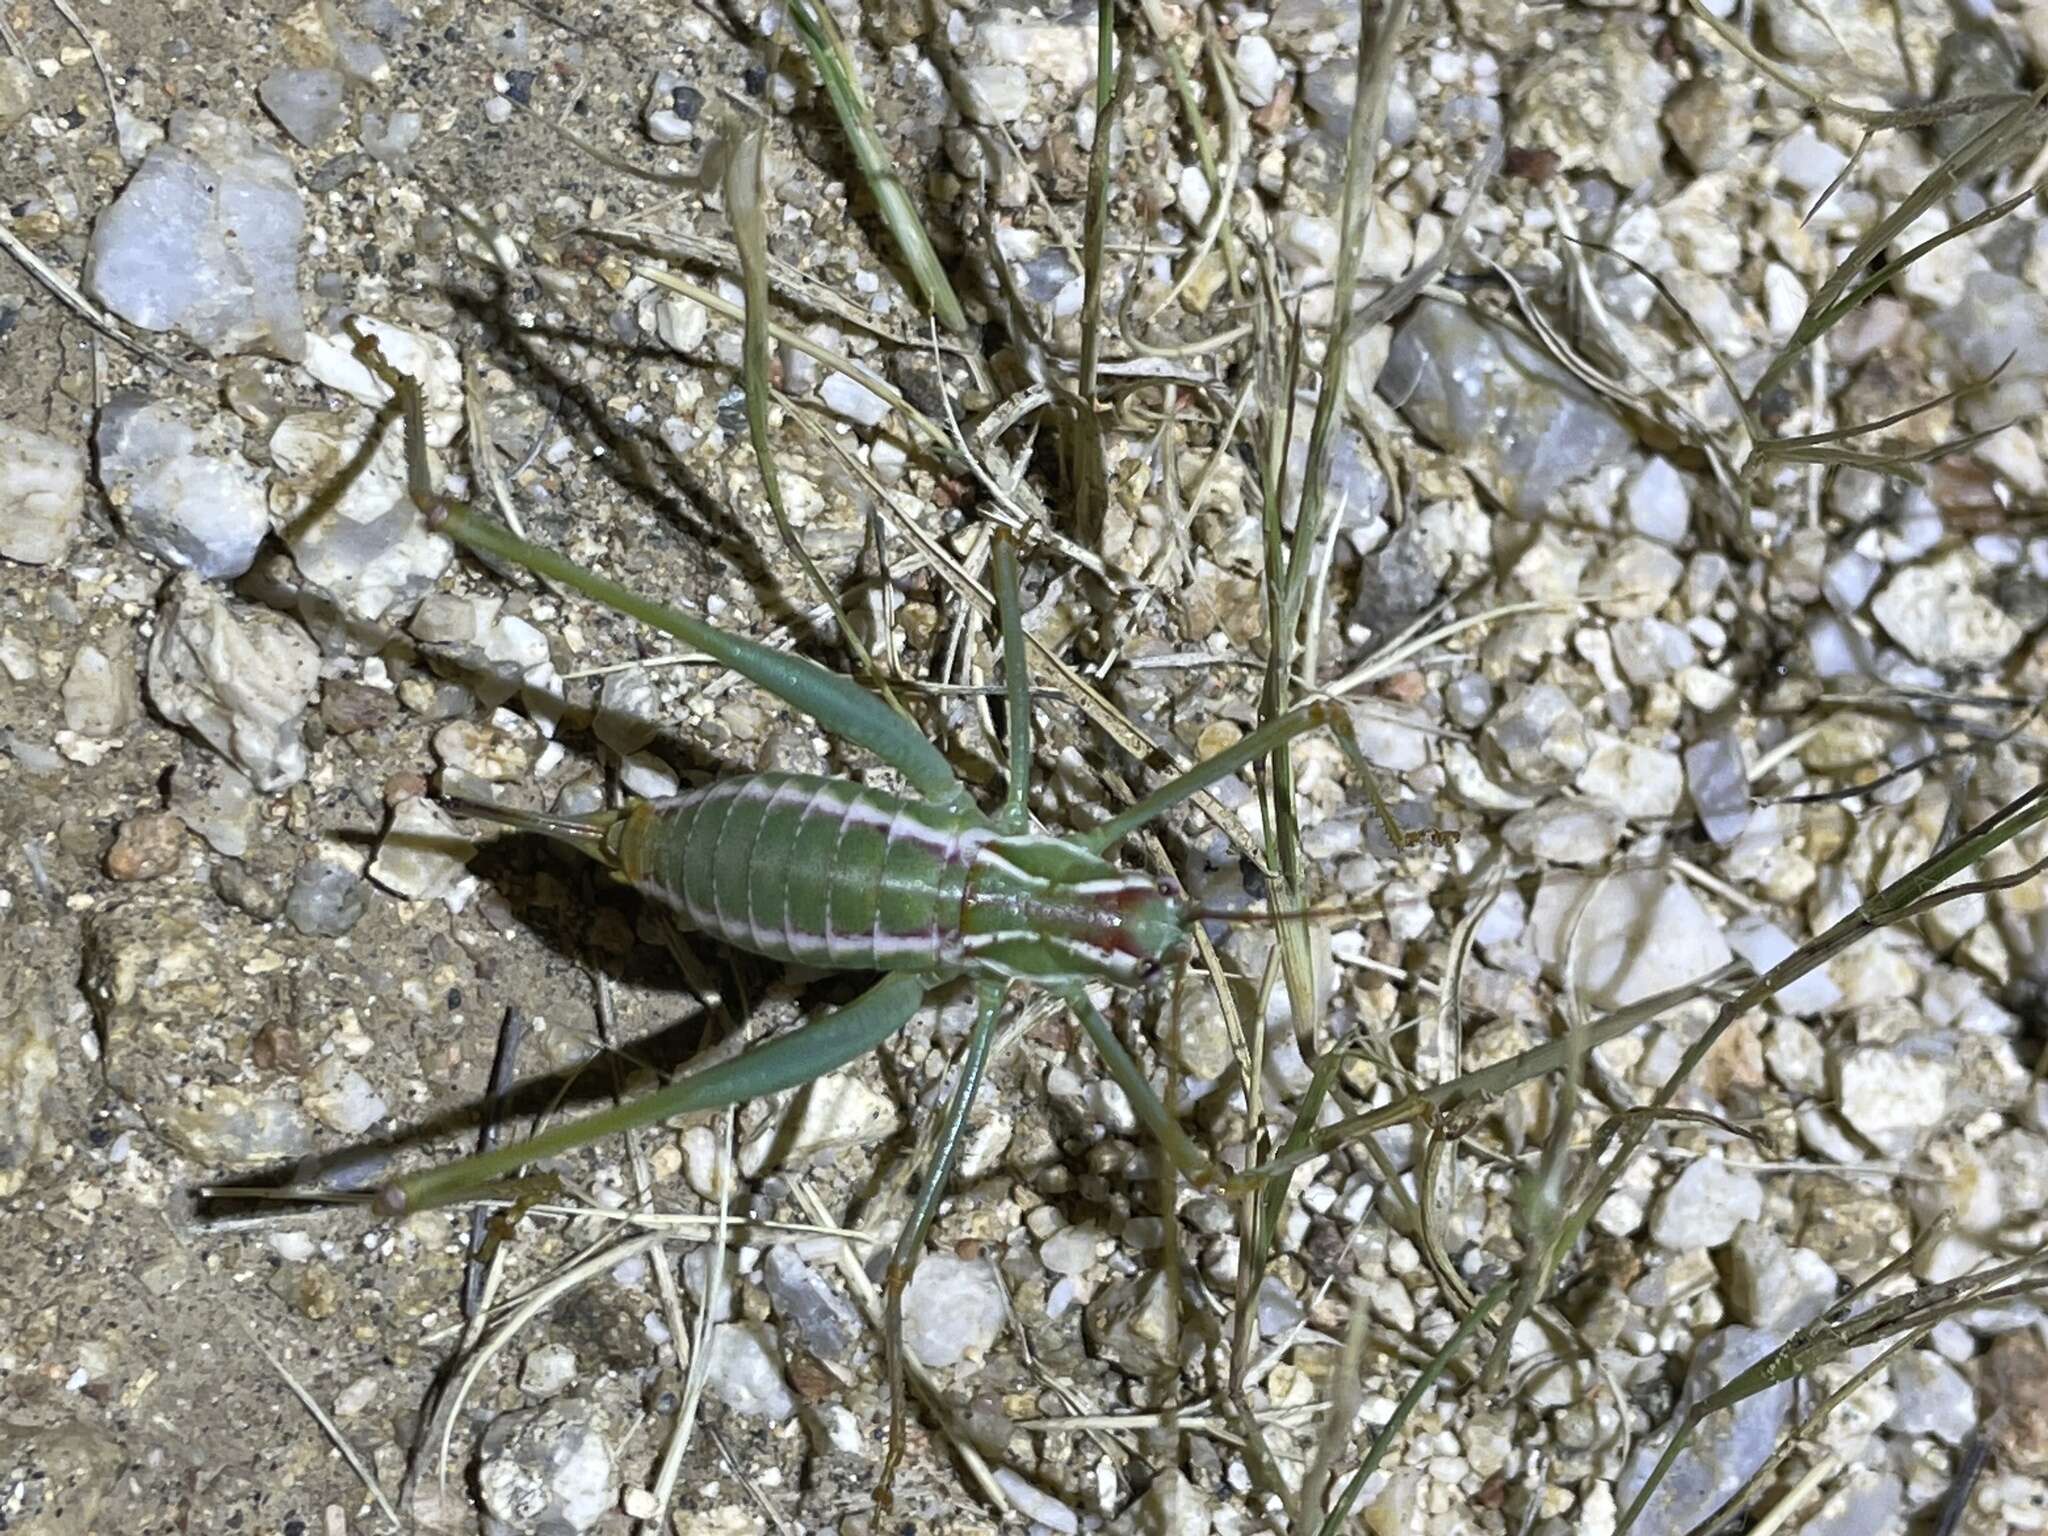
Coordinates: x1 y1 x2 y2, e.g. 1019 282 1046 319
878 977 1006 1505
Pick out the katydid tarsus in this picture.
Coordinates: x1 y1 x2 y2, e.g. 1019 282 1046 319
345 324 1434 1498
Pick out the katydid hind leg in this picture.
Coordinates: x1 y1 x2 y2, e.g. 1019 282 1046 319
381 972 930 1215
346 325 972 811
877 978 1006 1508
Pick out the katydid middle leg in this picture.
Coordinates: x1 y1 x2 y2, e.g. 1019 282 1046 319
990 532 1033 836
866 538 1027 1499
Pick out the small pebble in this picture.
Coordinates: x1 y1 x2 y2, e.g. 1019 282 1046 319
1625 457 1690 544
679 1124 733 1202
268 403 454 632
1382 302 1632 518
107 813 188 881
519 1343 578 1397
958 64 1030 124
1663 77 1755 173
1444 673 1493 729
332 1376 378 1417
359 108 422 161
1835 1046 1950 1154
1486 683 1590 785
0 57 33 134
651 296 708 354
1798 1469 1902 1536
1773 126 1849 196
1889 1349 1978 1445
1683 734 1751 844
1723 916 1841 1016
1040 1225 1102 1277
476 1400 618 1536
901 1255 1004 1368
1989 1332 2048 1473
212 860 285 921
1276 211 1339 273
433 714 540 782
84 109 307 359
62 644 142 740
1727 1222 1837 1329
704 1323 796 1420
1576 739 1684 819
1503 799 1623 866
613 750 677 800
994 1470 1079 1534
168 757 263 857
818 371 891 428
368 796 475 902
1256 1275 1306 1338
761 1247 859 1361
0 986 61 1198
259 67 348 147
320 679 398 735
304 1056 387 1136
595 667 662 756
1234 33 1283 107
148 574 320 791
95 395 269 581
1528 869 1733 1008
736 1069 899 1175
0 632 37 683
1617 1327 1792 1536
1871 557 2021 670
643 68 700 144
286 855 368 937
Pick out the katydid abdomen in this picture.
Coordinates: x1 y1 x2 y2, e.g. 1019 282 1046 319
611 772 979 972
469 770 1191 986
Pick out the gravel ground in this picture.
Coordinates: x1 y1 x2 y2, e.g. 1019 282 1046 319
3 2 2047 1534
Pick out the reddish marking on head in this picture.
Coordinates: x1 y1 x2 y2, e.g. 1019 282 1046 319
1078 878 1189 974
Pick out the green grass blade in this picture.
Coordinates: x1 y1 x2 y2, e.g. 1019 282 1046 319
786 0 967 333
1068 1 1126 543
725 121 899 705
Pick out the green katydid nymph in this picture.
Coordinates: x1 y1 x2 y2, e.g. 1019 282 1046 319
344 323 1434 1498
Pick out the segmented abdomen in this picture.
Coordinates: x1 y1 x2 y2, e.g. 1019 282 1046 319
614 773 984 973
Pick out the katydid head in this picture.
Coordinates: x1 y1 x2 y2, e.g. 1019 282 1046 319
1119 877 1194 978
964 835 1192 987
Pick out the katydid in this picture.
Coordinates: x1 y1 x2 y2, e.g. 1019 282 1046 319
346 324 1429 1496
